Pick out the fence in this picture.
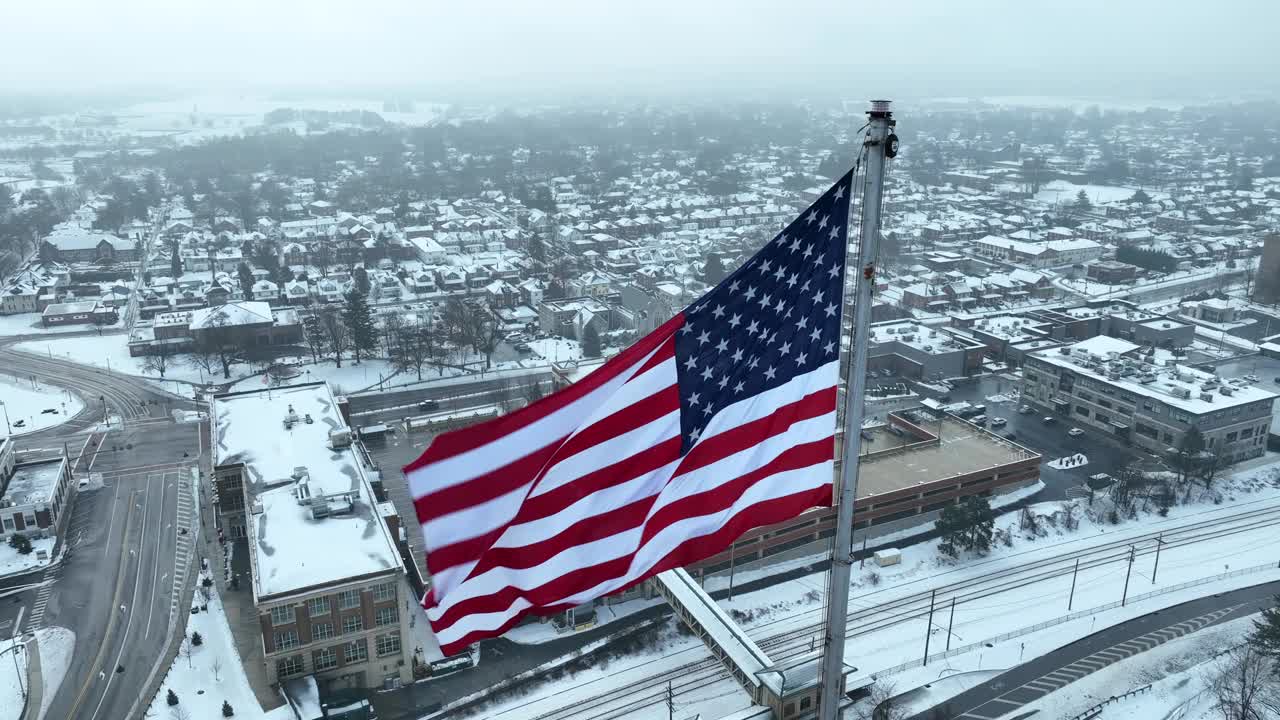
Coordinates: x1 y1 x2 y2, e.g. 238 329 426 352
872 560 1280 678
1068 683 1152 720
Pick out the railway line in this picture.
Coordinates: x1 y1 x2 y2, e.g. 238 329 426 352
511 495 1280 720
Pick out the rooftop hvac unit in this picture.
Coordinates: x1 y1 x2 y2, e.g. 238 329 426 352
1138 374 1156 384
1176 387 1192 399
283 404 300 429
1200 392 1214 402
924 345 934 352
1058 347 1071 355
1220 386 1235 396
903 335 915 342
328 428 353 448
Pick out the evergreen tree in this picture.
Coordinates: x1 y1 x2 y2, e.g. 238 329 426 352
222 700 235 717
7 534 31 555
702 254 727 285
582 324 602 358
935 497 995 558
343 290 378 364
1074 189 1092 211
191 631 203 647
167 689 179 706
1129 188 1152 204
1249 596 1280 671
353 265 371 296
236 262 254 300
170 240 183 279
527 232 546 265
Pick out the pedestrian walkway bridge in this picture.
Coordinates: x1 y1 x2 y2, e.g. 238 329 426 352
652 568 851 719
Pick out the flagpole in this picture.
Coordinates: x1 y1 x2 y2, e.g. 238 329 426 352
818 100 895 720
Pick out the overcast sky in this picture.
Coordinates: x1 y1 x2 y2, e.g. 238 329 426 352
5 0 1277 101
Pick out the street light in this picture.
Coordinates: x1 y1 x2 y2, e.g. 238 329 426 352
0 401 10 436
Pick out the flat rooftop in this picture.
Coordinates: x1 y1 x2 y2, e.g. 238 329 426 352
212 382 402 600
2 459 64 507
858 418 1036 500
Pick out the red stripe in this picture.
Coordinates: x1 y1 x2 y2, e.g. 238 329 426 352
641 437 834 546
413 379 676 525
676 385 836 477
427 437 833 631
465 438 683 578
403 312 684 474
413 440 564 525
423 526 504 584
430 484 832 657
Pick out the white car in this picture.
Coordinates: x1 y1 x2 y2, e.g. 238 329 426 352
990 417 1007 427
1068 427 1084 437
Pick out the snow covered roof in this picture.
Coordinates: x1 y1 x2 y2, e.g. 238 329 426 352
211 383 403 601
189 301 273 329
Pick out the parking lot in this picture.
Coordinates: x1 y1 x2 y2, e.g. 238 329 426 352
905 372 1149 501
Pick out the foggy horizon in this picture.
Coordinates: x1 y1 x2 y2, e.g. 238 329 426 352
5 0 1279 105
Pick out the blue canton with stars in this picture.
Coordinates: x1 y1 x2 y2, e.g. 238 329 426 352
675 169 855 452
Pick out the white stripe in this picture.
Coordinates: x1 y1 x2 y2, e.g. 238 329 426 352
528 358 679 499
432 462 831 647
429 414 831 617
428 409 834 624
407 343 662 497
698 360 837 444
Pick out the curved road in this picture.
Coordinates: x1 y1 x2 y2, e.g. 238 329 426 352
1 331 202 720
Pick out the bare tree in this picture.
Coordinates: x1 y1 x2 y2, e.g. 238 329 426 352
190 310 248 380
1197 446 1230 491
317 305 349 367
850 681 909 720
311 241 333 278
179 637 194 669
142 340 177 379
301 310 326 363
441 297 503 370
389 314 439 381
169 705 192 720
211 656 223 682
1208 644 1274 720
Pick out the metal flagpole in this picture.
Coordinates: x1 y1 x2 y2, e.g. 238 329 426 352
818 100 895 720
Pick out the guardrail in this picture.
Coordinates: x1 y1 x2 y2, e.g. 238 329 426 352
873 560 1280 678
1068 683 1151 720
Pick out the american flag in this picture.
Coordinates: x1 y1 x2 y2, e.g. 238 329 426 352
406 170 854 655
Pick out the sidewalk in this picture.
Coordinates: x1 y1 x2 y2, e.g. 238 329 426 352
21 635 41 720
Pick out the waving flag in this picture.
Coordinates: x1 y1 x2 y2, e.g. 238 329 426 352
406 171 854 655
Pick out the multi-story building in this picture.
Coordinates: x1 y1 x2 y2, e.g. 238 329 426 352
1021 336 1276 463
211 383 413 692
39 228 138 264
973 235 1104 269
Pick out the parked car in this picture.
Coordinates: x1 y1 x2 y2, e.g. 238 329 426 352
860 430 874 441
1018 405 1035 415
1068 427 1085 437
990 417 1007 427
41 408 58 414
1003 432 1018 440
1244 374 1260 383
970 415 987 425
1042 416 1056 424
515 343 532 353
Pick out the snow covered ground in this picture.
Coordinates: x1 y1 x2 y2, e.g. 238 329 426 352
1019 615 1254 720
0 638 27 720
149 581 291 720
527 338 582 362
34 627 73 720
0 373 83 435
11 334 399 395
479 462 1280 720
1034 180 1149 205
0 535 55 577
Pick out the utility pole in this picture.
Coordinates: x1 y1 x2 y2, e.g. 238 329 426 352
858 536 868 569
1152 534 1165 584
945 596 957 652
727 542 736 601
1122 545 1136 607
666 681 674 720
818 100 895 720
1068 557 1080 611
923 589 937 666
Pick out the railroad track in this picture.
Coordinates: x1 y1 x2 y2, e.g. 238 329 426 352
511 495 1280 720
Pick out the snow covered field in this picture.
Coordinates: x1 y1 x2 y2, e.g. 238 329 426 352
0 373 83 435
527 338 582 362
1033 180 1163 205
11 334 399 395
0 313 123 338
474 462 1280 720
